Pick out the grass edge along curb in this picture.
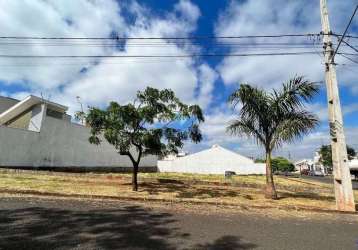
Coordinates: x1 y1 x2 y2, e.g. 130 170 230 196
0 188 356 215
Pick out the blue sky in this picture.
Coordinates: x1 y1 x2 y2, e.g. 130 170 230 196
0 0 358 160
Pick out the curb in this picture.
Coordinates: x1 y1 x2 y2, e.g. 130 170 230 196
0 189 356 215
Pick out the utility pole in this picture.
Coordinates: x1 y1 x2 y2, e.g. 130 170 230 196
76 96 84 125
320 0 355 211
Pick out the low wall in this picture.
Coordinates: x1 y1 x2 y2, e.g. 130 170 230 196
0 116 157 169
158 159 266 175
0 166 158 173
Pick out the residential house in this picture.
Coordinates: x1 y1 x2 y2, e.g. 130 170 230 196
0 95 157 171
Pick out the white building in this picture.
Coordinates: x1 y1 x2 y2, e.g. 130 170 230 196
294 151 328 176
158 144 266 175
0 95 157 171
349 158 358 179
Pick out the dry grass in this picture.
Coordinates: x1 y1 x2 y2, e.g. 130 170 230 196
0 169 356 211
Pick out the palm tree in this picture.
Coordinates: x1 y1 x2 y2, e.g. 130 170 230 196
227 76 319 199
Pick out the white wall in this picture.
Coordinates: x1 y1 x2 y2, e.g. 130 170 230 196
158 146 266 175
0 115 157 168
28 104 46 132
158 159 265 175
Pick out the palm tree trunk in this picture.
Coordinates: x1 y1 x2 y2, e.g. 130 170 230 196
265 150 278 199
132 163 139 191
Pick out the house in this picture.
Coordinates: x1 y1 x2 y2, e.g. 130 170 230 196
294 159 313 173
0 95 157 171
294 151 333 176
157 144 266 175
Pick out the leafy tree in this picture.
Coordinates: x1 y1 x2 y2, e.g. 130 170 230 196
78 87 204 191
271 157 295 172
319 144 356 168
227 76 319 199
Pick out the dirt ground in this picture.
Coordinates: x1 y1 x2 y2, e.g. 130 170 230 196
1 169 355 212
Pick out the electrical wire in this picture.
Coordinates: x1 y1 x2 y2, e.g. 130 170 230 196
332 4 358 60
0 33 320 41
0 51 321 59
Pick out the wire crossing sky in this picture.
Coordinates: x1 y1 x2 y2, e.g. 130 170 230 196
0 0 358 159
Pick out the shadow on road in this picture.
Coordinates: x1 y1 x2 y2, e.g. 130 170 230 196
0 202 257 249
191 236 257 250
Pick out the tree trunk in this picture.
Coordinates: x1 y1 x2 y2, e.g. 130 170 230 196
132 164 139 191
265 150 278 199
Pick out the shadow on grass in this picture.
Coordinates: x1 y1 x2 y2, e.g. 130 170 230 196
278 191 335 202
0 199 257 250
140 182 245 199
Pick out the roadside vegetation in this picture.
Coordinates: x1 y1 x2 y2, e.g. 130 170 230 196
76 87 204 191
1 170 355 212
227 76 319 199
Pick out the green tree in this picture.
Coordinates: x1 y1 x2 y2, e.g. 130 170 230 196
227 76 319 199
319 144 356 168
271 157 295 172
78 87 204 191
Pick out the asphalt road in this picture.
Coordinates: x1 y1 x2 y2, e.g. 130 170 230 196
0 197 358 250
299 175 358 190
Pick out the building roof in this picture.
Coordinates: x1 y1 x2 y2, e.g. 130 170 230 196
0 95 68 125
0 96 19 114
179 144 254 164
294 159 313 165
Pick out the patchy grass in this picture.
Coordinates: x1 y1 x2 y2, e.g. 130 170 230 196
0 169 356 212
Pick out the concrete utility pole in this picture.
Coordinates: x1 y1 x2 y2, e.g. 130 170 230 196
320 0 356 211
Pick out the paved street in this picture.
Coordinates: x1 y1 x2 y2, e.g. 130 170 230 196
0 196 358 250
300 175 358 190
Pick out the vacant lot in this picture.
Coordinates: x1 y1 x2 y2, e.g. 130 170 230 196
0 170 357 212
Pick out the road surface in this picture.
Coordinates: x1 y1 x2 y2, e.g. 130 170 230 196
0 196 357 250
300 175 358 190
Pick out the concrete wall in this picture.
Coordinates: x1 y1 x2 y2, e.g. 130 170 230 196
158 159 265 175
0 115 157 168
158 147 266 175
28 104 46 132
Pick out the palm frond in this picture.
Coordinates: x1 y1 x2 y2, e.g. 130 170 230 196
271 110 319 148
227 118 265 145
271 76 320 111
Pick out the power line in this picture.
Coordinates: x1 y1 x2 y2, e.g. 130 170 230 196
0 41 325 47
339 53 358 64
0 33 320 40
340 40 358 53
0 51 320 59
332 4 358 61
333 33 358 39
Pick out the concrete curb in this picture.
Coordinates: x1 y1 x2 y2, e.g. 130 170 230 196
0 188 356 215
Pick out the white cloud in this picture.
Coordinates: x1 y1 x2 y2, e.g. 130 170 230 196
196 64 218 108
0 0 124 88
215 0 358 90
0 0 216 115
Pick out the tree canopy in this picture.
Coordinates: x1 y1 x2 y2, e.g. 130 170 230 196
319 144 356 168
255 157 295 172
271 157 295 172
78 87 204 191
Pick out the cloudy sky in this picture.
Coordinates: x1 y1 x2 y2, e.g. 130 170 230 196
0 0 358 160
